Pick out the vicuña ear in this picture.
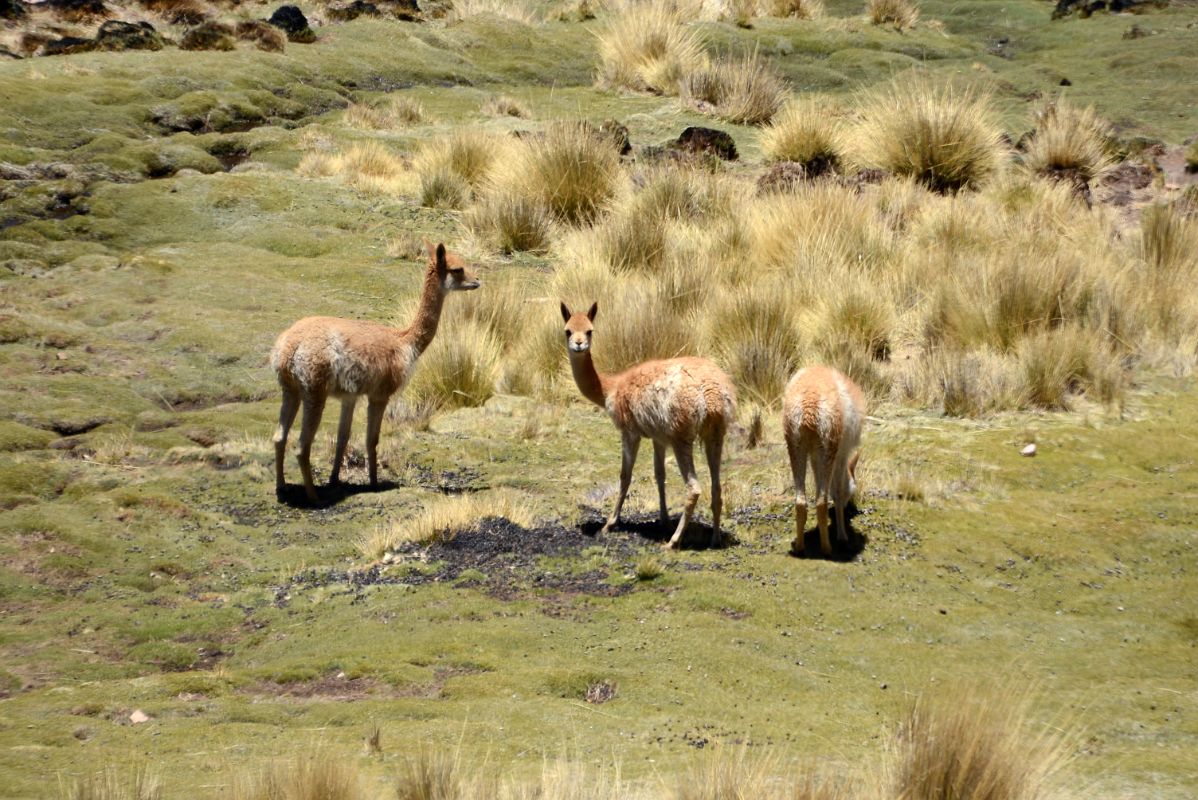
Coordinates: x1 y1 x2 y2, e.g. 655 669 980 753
560 302 572 323
435 243 448 270
422 238 436 262
586 302 598 322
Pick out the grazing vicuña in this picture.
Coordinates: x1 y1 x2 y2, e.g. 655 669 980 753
783 366 865 556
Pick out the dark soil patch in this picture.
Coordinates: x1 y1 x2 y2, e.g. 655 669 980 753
248 664 483 701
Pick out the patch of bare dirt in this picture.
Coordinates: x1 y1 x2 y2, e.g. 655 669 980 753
247 664 484 702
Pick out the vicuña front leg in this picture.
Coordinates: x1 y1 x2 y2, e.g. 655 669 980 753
652 441 668 525
365 398 387 488
330 397 357 487
602 433 640 534
705 431 724 548
666 442 700 550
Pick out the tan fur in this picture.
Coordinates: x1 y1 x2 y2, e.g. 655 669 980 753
782 366 866 556
271 242 479 502
562 302 736 548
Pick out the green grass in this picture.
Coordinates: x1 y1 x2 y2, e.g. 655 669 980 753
2 2 1197 798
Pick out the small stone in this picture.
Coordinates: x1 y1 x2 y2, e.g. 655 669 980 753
129 709 150 724
56 351 68 361
1021 443 1037 457
880 683 888 690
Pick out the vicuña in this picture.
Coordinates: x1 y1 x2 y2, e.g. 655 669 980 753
270 241 479 503
561 301 736 549
782 366 865 556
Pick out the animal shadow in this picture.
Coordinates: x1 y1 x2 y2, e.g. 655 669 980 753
275 480 400 509
790 503 867 562
580 511 729 551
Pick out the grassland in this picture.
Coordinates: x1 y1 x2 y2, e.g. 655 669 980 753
2 0 1197 797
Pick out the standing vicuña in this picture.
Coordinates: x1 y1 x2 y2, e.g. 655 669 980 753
271 242 479 503
561 302 736 549
783 366 865 557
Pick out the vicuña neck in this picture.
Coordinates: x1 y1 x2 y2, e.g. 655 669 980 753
569 350 610 408
402 267 445 355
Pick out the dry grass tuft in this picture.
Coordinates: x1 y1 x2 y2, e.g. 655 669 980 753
405 320 501 411
1022 99 1113 186
297 141 409 194
467 191 554 254
759 94 847 173
596 0 708 95
889 687 1072 800
499 121 623 225
449 0 538 24
343 96 427 131
681 51 787 125
61 767 161 800
635 556 664 581
854 79 1006 193
866 0 919 30
482 94 531 118
231 752 364 800
362 491 536 556
704 283 804 406
415 130 506 208
759 0 824 19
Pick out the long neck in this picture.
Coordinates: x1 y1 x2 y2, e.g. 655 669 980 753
401 268 445 355
569 350 610 408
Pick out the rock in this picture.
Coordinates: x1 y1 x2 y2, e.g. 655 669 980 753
43 0 110 21
1021 443 1037 457
669 126 738 161
180 21 235 51
1052 0 1164 19
41 36 97 56
268 5 316 42
235 19 285 52
326 0 383 21
379 0 420 20
93 20 164 51
757 161 807 194
129 709 150 724
1 0 28 21
598 119 632 156
1059 77 1072 86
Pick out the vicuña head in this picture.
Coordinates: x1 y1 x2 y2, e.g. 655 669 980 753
271 241 479 504
560 300 736 550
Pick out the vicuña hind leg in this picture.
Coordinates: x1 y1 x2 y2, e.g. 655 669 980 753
330 397 357 487
296 393 327 503
786 439 808 555
274 389 300 498
705 431 724 548
602 433 640 534
666 442 700 550
652 441 668 525
814 447 833 556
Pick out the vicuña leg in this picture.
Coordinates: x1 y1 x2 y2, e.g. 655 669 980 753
832 462 851 545
602 433 640 534
274 388 300 497
666 442 700 550
365 397 387 488
652 440 668 525
705 430 724 548
296 392 327 503
814 446 833 556
787 439 808 555
330 397 357 487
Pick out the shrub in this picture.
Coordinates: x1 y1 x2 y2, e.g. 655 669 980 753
415 130 505 207
854 79 1006 193
1017 326 1124 410
596 0 708 95
704 283 804 406
1022 99 1113 186
420 167 470 209
405 320 500 411
759 95 847 174
866 0 919 30
681 52 787 125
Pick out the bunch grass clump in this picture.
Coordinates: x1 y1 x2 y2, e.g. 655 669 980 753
415 130 506 208
681 51 787 125
704 283 805 406
343 96 426 129
296 141 408 194
467 191 554 254
449 0 538 24
759 95 847 174
596 0 708 95
405 320 501 411
61 767 161 800
482 94 531 118
232 753 364 800
1022 99 1113 186
854 79 1006 193
759 0 824 19
499 121 623 225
